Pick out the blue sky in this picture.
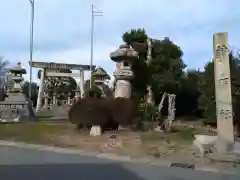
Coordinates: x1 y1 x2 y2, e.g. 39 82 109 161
1 0 240 84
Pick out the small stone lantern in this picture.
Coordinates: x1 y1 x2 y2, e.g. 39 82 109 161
8 62 26 93
92 67 110 96
110 44 138 98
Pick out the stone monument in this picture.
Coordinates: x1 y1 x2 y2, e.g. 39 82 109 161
213 32 235 153
0 62 28 123
110 44 138 98
193 32 240 158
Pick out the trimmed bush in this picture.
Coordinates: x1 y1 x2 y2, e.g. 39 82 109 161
68 98 111 126
68 97 137 129
110 98 137 126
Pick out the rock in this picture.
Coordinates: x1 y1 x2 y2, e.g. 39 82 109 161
109 134 117 139
89 126 102 136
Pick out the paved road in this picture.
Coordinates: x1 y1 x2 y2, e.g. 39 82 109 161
0 146 239 180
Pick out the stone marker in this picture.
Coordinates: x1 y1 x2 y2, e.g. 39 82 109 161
213 32 234 153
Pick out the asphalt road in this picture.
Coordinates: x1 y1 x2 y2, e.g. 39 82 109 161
0 146 239 180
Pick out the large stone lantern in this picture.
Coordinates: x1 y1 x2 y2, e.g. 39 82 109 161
110 44 138 98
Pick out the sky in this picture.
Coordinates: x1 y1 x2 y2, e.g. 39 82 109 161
1 0 240 85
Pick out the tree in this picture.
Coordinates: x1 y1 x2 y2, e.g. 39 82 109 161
149 38 186 104
22 81 38 107
122 29 186 106
122 29 150 101
0 57 9 87
0 57 9 101
198 51 240 128
177 70 202 116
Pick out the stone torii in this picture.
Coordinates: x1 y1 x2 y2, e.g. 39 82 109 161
29 61 95 112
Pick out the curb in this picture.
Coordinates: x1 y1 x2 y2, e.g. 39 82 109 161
0 140 238 175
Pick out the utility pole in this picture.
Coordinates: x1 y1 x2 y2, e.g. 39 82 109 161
90 4 102 88
29 0 35 99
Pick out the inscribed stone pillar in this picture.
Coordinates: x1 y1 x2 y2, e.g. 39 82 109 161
213 32 234 152
36 68 45 112
79 70 84 98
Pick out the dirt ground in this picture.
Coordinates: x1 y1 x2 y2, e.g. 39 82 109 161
47 122 217 165
0 121 218 166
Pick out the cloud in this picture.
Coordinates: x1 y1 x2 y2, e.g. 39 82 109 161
1 0 240 83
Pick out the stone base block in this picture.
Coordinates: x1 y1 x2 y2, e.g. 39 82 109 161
216 140 234 153
118 125 128 131
90 126 102 136
193 135 218 154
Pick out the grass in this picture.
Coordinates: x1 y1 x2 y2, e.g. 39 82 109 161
36 110 54 119
140 125 215 145
0 123 69 143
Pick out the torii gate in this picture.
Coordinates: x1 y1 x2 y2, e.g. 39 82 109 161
30 61 95 112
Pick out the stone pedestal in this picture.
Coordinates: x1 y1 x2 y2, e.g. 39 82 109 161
67 96 71 104
79 70 84 98
52 95 56 105
43 93 49 109
90 126 102 136
115 80 131 98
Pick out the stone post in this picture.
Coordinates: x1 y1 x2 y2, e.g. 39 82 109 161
79 69 84 98
67 93 71 104
52 94 56 105
36 68 45 112
43 92 49 109
213 32 234 153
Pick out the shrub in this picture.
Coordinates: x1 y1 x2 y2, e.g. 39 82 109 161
138 102 158 122
68 97 137 129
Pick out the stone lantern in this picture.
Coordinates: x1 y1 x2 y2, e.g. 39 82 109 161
0 62 28 123
8 62 26 93
110 44 138 98
92 67 110 97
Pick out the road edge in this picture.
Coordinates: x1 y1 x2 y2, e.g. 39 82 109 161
0 140 238 175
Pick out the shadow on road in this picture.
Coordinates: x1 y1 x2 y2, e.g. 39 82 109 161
0 162 147 180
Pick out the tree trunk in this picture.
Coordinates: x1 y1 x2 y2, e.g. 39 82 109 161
146 85 154 104
235 123 240 137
